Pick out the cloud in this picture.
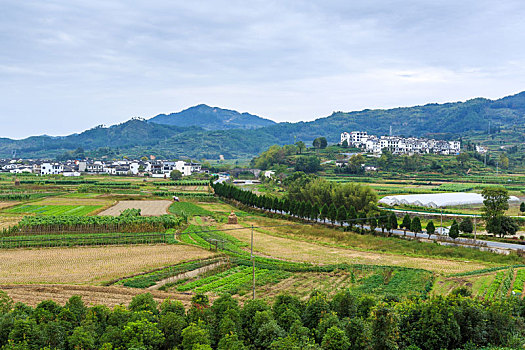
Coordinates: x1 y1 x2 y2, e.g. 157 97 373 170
0 0 524 138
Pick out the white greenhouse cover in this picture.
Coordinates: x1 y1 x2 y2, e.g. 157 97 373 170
379 193 520 208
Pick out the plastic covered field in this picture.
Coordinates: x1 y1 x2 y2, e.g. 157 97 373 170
379 193 520 208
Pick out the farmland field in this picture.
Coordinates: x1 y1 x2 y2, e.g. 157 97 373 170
222 222 488 274
0 284 197 308
0 214 22 229
98 200 171 216
0 172 523 310
0 201 19 209
0 244 215 284
4 204 102 216
432 267 525 299
168 201 213 217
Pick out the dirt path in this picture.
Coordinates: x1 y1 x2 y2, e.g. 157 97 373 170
148 260 227 290
0 284 196 308
98 200 172 216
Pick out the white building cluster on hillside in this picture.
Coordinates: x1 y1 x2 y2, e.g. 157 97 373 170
340 131 460 155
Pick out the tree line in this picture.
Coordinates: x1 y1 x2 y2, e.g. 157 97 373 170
212 177 387 230
0 289 523 350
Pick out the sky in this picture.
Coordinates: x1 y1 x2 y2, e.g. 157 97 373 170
1 0 525 139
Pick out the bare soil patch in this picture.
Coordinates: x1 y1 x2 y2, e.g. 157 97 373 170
0 245 215 285
98 200 172 216
0 284 196 308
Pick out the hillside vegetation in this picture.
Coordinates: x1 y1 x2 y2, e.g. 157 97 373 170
1 91 524 159
149 104 276 130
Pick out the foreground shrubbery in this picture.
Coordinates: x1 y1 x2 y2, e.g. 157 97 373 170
0 291 523 350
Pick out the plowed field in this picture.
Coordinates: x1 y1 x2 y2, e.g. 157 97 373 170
98 200 172 216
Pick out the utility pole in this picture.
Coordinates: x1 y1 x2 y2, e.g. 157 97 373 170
251 225 255 300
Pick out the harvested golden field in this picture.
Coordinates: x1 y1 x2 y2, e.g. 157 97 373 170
0 213 22 229
0 284 197 308
196 202 235 213
33 197 115 207
98 200 172 216
0 244 215 285
0 202 19 210
222 223 489 274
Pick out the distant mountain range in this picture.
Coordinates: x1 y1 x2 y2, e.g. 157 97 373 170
1 92 524 159
149 104 276 130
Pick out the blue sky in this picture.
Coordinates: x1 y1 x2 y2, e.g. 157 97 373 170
1 0 524 139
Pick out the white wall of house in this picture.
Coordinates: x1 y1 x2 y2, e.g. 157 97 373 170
41 163 63 175
129 162 140 175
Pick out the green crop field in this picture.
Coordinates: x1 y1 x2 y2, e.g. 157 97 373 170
4 204 102 216
168 201 213 217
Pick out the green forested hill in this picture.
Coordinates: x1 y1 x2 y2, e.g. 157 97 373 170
1 92 524 159
148 104 276 130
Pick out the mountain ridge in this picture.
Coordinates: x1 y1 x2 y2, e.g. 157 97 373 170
1 91 524 159
148 104 276 130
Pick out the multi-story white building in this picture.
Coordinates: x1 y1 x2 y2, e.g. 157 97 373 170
40 163 64 175
341 131 369 147
175 161 202 176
